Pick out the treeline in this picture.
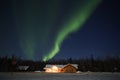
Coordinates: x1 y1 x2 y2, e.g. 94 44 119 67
0 55 45 72
0 55 120 72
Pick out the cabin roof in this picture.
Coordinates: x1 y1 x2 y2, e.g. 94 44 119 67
44 65 64 68
44 64 78 69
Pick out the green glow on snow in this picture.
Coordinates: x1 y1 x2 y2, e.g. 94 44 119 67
43 0 101 62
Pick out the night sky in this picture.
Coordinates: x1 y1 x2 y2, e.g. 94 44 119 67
0 0 120 61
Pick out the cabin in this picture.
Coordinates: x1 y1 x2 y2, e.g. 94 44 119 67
44 64 77 73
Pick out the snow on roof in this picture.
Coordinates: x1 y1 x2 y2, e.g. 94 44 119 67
44 65 64 68
70 64 78 68
44 64 78 69
18 66 29 70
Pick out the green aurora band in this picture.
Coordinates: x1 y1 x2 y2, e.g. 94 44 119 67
12 0 101 61
12 0 62 60
43 0 101 61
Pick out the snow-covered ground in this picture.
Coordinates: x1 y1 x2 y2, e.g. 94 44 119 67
0 72 120 80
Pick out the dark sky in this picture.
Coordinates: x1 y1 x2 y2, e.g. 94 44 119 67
58 0 120 59
0 0 120 60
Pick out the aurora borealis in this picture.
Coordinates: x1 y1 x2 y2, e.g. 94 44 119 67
12 0 101 61
42 0 101 61
0 0 120 61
